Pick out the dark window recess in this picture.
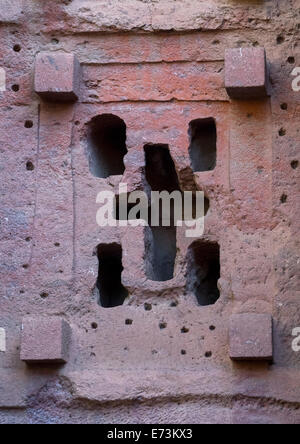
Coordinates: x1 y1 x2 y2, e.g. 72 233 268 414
87 114 127 178
144 143 183 225
143 144 180 282
145 225 177 282
96 243 128 308
186 241 220 306
144 144 181 193
188 118 217 172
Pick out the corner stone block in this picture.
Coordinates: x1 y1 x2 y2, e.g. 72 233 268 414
225 47 269 99
20 317 71 364
0 0 23 23
34 52 81 102
229 313 273 361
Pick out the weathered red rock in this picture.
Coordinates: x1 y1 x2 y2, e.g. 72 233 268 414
0 0 299 425
225 47 269 99
34 52 81 102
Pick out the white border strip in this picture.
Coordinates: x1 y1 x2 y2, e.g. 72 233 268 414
0 68 6 92
0 328 6 352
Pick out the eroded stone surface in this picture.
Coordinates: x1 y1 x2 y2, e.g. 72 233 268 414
0 0 23 23
229 313 273 361
0 0 299 425
34 52 81 102
20 317 71 364
225 47 269 99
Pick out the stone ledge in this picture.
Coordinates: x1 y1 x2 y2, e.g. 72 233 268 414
66 368 300 406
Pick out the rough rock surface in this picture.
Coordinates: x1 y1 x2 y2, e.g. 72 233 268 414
0 0 299 424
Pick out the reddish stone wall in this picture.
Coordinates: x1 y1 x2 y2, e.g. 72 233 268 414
0 0 299 424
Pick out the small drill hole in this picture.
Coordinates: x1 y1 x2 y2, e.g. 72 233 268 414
291 160 298 169
181 350 187 355
40 292 49 299
26 161 34 171
91 323 98 330
13 44 21 52
144 303 152 311
209 325 216 331
287 56 295 64
22 264 29 269
277 35 284 44
54 242 60 247
181 326 189 334
205 351 212 358
280 103 288 110
170 301 178 307
159 322 167 330
25 120 33 129
12 84 19 92
280 194 288 204
25 237 32 242
279 128 286 137
125 319 133 325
